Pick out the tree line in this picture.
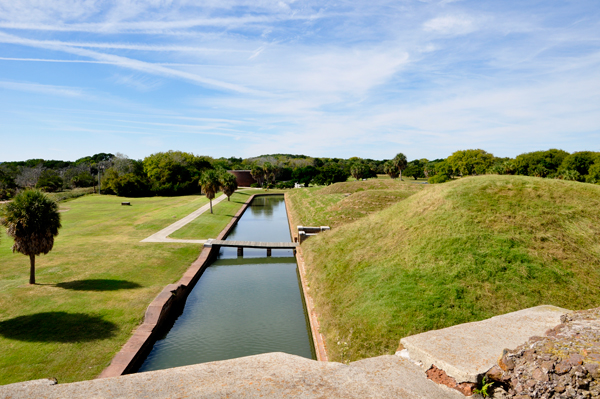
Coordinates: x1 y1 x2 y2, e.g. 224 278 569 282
1 148 599 200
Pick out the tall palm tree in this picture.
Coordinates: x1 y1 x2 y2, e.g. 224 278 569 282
199 169 221 213
393 153 408 181
219 171 238 201
1 190 61 284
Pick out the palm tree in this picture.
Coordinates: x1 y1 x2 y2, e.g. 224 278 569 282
250 166 264 187
219 171 238 201
1 190 61 284
262 162 275 188
393 153 408 181
199 169 221 214
383 160 399 179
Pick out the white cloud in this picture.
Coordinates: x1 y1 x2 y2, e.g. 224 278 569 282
423 15 477 35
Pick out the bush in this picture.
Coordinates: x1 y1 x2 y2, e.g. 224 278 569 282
557 169 582 182
586 163 600 184
110 173 150 197
275 181 295 189
36 170 63 192
560 151 600 176
250 183 260 188
428 174 451 184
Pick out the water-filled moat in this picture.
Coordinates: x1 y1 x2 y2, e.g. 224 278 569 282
138 195 314 372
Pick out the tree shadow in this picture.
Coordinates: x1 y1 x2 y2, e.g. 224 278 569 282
55 279 142 291
0 312 117 342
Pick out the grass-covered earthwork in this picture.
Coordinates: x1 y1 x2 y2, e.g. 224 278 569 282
287 175 600 363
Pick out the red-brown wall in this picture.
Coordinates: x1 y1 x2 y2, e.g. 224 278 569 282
228 170 256 187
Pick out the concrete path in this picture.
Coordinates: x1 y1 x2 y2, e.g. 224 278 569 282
400 305 568 384
141 194 228 244
0 352 463 399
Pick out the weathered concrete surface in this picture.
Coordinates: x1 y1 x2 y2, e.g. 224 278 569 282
140 193 228 243
400 305 568 384
0 353 463 399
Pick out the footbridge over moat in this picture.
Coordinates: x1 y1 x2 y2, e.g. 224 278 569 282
204 239 299 256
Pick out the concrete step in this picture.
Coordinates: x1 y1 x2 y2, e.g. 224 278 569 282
0 352 463 398
400 305 568 385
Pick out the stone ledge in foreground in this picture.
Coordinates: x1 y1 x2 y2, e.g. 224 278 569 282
0 352 463 399
400 305 569 385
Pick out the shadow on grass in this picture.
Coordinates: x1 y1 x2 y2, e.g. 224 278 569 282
0 312 117 342
56 279 142 291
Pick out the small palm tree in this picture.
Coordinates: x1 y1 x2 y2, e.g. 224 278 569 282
250 166 264 187
199 169 221 213
263 162 275 188
393 153 408 181
383 160 399 179
1 190 61 284
219 171 238 201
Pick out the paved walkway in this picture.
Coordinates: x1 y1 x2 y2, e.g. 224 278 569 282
141 194 228 244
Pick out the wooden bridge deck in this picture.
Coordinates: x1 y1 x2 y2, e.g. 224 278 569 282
204 239 298 249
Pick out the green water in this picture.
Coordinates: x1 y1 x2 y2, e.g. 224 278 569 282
138 196 314 372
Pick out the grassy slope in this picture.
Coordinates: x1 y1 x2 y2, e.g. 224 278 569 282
296 176 600 363
287 179 424 228
0 194 214 384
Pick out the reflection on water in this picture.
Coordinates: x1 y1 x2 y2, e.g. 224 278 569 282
138 196 313 372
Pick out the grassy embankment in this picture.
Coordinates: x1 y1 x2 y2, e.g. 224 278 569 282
287 175 600 363
0 190 253 385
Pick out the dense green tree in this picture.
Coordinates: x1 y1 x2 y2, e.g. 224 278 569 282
219 171 238 201
292 166 318 187
513 149 569 177
109 173 150 197
143 151 212 195
35 170 63 192
0 169 17 199
488 160 516 175
447 149 494 176
71 170 95 188
199 169 221 214
559 151 600 177
313 163 350 186
393 153 408 180
1 190 61 284
403 160 425 180
586 162 600 184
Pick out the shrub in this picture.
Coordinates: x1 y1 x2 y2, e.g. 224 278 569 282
586 163 600 184
36 170 63 192
110 173 150 197
275 181 295 189
428 174 451 184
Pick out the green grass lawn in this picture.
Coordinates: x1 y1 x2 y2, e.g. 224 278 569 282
170 192 250 239
289 176 600 363
0 193 217 384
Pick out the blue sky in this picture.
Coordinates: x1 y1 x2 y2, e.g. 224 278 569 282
0 0 599 162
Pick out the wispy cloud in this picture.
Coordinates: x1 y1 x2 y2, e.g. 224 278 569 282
0 80 84 97
0 0 599 161
0 32 262 94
